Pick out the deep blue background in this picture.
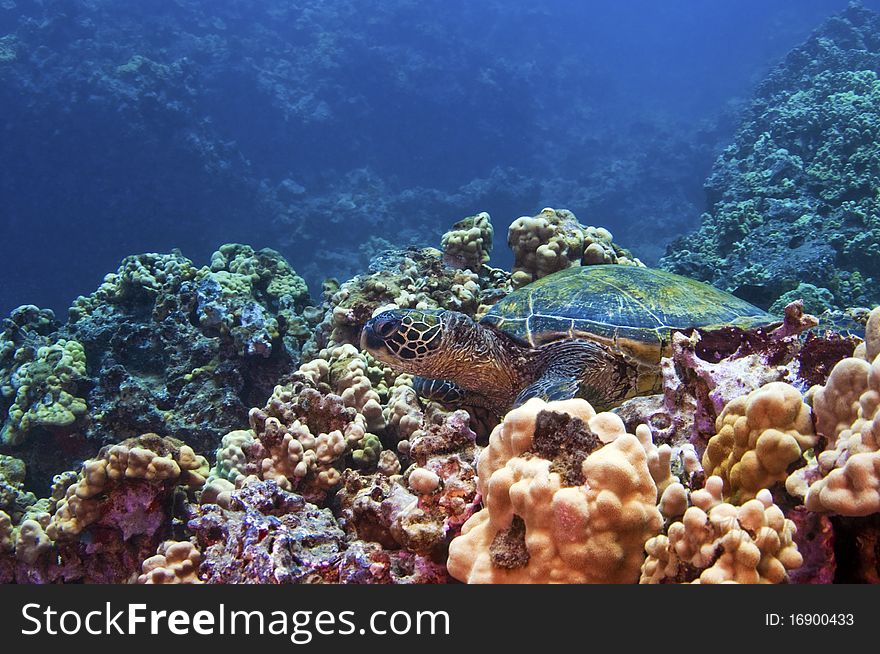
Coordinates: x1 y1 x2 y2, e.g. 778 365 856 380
2 0 879 316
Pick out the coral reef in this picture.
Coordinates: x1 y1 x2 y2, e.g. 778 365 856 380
0 433 207 583
1 0 729 318
2 204 879 586
662 4 880 310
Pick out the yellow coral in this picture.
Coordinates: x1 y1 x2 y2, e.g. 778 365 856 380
14 518 52 565
1 339 88 445
703 382 815 502
447 398 662 583
138 541 203 584
48 435 208 539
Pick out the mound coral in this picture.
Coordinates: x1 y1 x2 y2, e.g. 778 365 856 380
210 343 404 505
787 308 880 515
1 338 87 446
447 398 662 583
508 207 642 289
244 386 361 502
0 433 208 583
138 540 204 584
0 455 36 521
48 434 208 540
441 212 494 273
335 408 478 557
641 476 803 583
703 382 815 503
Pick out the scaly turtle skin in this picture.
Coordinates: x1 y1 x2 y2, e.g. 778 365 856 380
361 265 776 414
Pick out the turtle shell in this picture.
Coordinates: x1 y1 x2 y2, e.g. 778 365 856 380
482 265 776 365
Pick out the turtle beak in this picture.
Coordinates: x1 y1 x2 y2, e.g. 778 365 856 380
361 316 398 358
360 322 385 353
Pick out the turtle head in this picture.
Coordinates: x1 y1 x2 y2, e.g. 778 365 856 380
361 308 477 376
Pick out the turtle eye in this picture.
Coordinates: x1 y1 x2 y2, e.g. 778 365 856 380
373 317 401 339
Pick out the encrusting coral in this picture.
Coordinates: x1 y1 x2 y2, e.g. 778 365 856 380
48 434 208 540
617 300 854 449
0 454 36 522
1 338 88 446
447 398 663 583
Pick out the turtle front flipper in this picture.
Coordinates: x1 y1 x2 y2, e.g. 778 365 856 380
514 374 581 405
525 338 636 410
414 377 477 405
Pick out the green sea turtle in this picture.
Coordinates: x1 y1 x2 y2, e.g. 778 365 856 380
360 265 776 414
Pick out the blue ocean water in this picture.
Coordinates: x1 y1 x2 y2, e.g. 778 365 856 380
1 0 878 316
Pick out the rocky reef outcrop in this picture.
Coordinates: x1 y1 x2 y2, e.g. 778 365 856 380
663 3 880 312
0 245 318 487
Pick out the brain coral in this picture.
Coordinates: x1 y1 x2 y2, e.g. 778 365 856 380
447 398 662 583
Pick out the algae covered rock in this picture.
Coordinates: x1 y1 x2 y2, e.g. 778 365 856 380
663 4 880 310
0 245 318 489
